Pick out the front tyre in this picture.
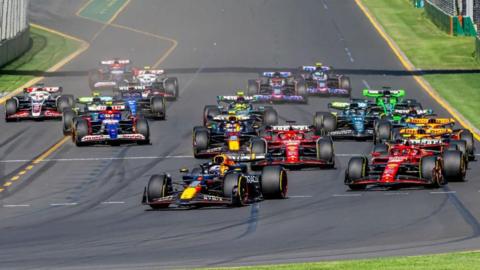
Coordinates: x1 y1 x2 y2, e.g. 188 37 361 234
261 166 288 199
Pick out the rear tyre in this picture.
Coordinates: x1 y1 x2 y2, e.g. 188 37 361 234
313 112 336 136
250 138 267 155
345 157 368 190
147 174 172 209
420 156 443 188
460 130 475 160
57 95 72 112
5 99 17 121
442 150 465 182
136 118 150 145
150 96 166 120
164 77 179 100
193 127 209 158
74 119 89 147
262 108 278 126
62 108 76 135
224 174 248 206
449 140 468 168
316 137 334 167
296 79 308 102
261 166 288 199
247 79 259 95
203 105 220 126
372 143 389 156
374 120 392 144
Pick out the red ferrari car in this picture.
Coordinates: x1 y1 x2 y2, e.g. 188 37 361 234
344 143 465 190
249 124 334 170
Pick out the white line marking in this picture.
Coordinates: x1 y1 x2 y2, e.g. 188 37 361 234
362 80 370 88
101 201 125 204
336 154 363 157
50 202 78 206
344 47 355 63
322 0 328 9
384 192 409 196
333 194 362 197
0 155 195 163
289 195 313 198
3 204 30 208
430 191 456 194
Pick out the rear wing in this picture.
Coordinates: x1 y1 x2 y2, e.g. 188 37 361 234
100 59 130 65
77 96 113 104
405 118 455 126
136 69 164 75
118 85 147 91
225 153 266 162
399 127 453 136
270 125 312 132
262 71 292 78
400 138 444 145
328 102 350 110
87 104 126 112
301 65 330 72
363 89 405 98
24 86 62 93
212 114 251 121
217 95 256 102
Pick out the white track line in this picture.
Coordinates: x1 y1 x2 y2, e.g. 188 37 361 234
384 192 409 196
333 194 362 197
289 195 313 198
101 201 126 204
430 191 456 194
3 204 30 208
49 202 78 206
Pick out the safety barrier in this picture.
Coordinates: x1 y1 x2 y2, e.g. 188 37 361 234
0 0 31 67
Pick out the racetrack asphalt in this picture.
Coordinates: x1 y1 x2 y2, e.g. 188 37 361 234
1 1 480 269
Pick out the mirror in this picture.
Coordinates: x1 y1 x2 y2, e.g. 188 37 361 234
179 168 189 173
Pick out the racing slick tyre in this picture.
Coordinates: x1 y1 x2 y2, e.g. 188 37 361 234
250 138 267 155
62 108 76 135
316 137 335 167
5 99 17 122
442 150 466 182
57 95 73 112
372 143 389 156
262 108 278 126
73 119 89 147
345 157 368 190
88 70 100 90
420 156 444 188
223 173 248 207
257 126 272 138
146 174 172 209
261 166 288 199
374 120 392 144
136 118 150 145
313 112 336 136
298 70 311 80
150 96 166 120
247 79 259 96
203 105 220 126
448 140 468 168
296 79 308 102
164 77 179 100
338 76 351 97
193 127 209 158
460 130 475 160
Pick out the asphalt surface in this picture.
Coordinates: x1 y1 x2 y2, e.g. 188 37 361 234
0 0 479 269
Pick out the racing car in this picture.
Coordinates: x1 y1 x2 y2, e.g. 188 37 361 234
131 67 179 100
71 105 150 146
296 64 351 97
5 85 73 122
88 59 133 91
363 88 434 124
203 93 278 126
193 114 260 158
248 123 335 170
115 84 166 119
394 120 475 162
142 154 287 209
313 101 393 143
345 143 465 190
247 71 308 103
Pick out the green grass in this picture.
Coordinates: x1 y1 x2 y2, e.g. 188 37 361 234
362 0 480 129
0 25 81 92
200 251 480 270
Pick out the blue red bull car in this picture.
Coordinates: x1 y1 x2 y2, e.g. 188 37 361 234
71 107 150 146
297 65 351 97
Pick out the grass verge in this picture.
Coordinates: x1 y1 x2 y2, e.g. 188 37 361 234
200 251 480 270
0 25 81 92
361 0 480 129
